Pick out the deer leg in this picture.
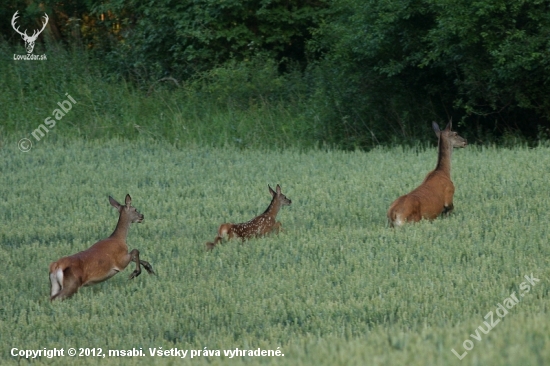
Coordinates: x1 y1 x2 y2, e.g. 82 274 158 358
128 250 155 277
50 267 81 301
137 259 155 275
207 224 233 250
442 202 454 216
206 235 223 250
409 211 422 223
408 198 424 223
442 186 455 217
128 249 142 279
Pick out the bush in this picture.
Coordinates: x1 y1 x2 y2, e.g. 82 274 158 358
307 0 550 146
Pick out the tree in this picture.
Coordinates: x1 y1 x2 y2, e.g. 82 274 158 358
309 0 550 144
90 0 328 80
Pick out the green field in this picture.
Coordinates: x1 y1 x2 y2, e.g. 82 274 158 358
1 138 549 365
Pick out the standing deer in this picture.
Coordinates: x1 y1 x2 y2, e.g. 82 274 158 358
387 121 467 227
49 194 155 301
206 184 292 250
11 11 48 54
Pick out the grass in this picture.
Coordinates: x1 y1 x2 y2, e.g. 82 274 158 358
1 138 549 365
0 41 320 151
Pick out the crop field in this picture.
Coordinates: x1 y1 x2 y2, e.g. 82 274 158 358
1 139 549 365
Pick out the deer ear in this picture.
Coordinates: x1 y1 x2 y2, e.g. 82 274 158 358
432 122 441 138
109 196 121 210
276 184 281 194
268 185 276 197
125 194 132 207
445 118 452 131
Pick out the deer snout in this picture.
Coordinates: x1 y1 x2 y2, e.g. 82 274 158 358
136 214 144 223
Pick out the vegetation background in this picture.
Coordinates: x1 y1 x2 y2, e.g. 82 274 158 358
1 1 550 365
2 0 550 148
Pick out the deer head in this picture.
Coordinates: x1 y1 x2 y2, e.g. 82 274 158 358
432 120 467 148
268 184 292 206
109 194 144 224
12 11 49 54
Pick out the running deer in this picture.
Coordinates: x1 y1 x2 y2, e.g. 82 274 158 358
387 121 467 227
49 194 155 301
206 184 292 250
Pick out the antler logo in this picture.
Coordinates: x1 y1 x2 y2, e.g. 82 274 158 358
11 11 49 54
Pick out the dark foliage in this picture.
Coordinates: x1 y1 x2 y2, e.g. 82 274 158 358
2 0 550 147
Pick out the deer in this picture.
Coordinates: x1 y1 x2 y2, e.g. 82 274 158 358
387 120 467 227
11 11 49 54
49 194 155 301
206 184 292 250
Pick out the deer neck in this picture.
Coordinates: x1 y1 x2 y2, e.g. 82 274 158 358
110 212 131 240
435 135 452 177
262 197 281 219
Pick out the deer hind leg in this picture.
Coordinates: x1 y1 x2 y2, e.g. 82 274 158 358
206 224 233 250
387 209 398 227
409 206 423 223
398 199 422 224
50 267 81 301
206 236 222 250
442 185 455 217
388 196 411 227
442 202 454 216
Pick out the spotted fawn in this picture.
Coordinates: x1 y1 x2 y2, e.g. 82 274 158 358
206 184 292 250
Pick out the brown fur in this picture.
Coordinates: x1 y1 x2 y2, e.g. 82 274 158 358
49 194 155 301
206 184 291 250
387 121 467 227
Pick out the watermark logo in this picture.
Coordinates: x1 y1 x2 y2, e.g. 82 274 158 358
12 11 48 61
18 93 77 152
451 273 540 360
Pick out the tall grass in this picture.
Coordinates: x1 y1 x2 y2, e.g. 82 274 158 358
1 41 319 150
1 139 549 365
